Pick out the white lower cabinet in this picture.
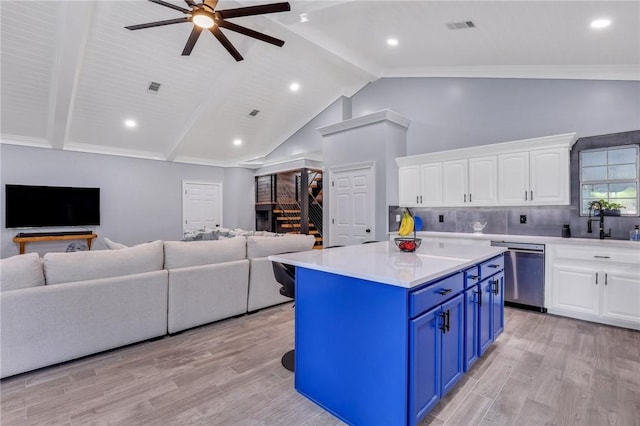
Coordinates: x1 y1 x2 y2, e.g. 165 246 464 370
547 243 640 330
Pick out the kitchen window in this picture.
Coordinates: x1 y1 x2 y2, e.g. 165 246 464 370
580 145 639 216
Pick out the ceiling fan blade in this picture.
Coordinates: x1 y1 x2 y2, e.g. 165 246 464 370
217 2 290 19
209 26 243 61
183 0 197 6
125 17 190 30
202 0 219 12
182 26 203 56
216 19 284 47
148 0 190 13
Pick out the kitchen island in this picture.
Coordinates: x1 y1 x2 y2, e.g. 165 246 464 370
269 240 506 426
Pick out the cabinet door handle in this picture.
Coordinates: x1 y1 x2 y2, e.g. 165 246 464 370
420 195 423 203
469 193 472 203
445 310 451 332
438 288 452 296
605 273 608 286
416 195 419 204
464 194 467 203
525 191 528 201
594 255 610 259
475 289 482 306
530 190 533 201
492 279 499 295
595 273 598 285
439 311 447 333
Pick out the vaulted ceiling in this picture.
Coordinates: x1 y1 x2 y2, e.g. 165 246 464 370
1 1 638 167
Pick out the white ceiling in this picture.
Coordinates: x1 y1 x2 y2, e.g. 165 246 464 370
1 1 639 167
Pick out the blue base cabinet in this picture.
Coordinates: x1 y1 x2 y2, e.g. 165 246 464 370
410 294 464 422
466 257 505 367
295 254 504 426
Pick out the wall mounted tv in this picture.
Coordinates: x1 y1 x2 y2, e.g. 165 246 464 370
5 184 100 228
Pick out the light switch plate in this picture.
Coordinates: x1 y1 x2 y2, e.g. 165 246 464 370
396 214 401 222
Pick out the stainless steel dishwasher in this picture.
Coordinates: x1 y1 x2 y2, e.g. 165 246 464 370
490 241 546 312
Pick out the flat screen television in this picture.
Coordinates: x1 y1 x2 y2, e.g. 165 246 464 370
5 184 100 228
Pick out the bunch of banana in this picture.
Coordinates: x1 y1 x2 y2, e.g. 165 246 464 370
398 210 414 236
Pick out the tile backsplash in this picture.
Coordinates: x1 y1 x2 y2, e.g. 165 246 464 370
389 205 639 241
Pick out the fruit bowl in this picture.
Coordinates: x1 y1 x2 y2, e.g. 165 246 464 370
394 237 422 252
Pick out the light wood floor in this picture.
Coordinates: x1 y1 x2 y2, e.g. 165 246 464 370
1 304 639 426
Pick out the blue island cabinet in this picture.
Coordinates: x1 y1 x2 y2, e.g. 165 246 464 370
294 254 504 426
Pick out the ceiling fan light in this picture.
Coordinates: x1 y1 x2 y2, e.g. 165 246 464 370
193 12 215 29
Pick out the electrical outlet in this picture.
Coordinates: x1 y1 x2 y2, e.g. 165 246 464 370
439 215 444 223
520 215 527 224
396 214 401 222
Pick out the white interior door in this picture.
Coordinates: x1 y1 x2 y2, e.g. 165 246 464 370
183 181 222 232
329 165 375 246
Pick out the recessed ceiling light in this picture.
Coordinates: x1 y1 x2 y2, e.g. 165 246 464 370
590 19 611 29
124 119 136 128
233 139 242 146
289 82 300 92
387 38 399 47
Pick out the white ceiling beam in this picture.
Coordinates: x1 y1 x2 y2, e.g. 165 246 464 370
47 1 94 150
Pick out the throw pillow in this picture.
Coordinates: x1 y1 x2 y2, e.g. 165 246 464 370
104 237 128 250
0 252 46 292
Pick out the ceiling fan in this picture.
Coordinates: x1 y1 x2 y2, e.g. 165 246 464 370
126 0 291 61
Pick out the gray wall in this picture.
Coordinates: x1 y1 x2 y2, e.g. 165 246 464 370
351 78 640 155
222 167 255 230
265 97 347 161
0 144 253 258
322 117 407 244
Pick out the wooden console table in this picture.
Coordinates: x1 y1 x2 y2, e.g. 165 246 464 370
13 234 98 254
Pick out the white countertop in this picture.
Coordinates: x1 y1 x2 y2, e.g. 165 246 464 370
409 231 640 249
268 241 506 289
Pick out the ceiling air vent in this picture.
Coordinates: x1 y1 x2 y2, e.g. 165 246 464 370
446 21 475 30
248 109 260 117
147 81 161 93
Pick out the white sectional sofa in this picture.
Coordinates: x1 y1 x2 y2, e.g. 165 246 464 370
0 241 168 379
0 234 315 378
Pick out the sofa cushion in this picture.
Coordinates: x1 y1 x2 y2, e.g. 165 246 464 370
246 235 315 258
164 236 246 269
0 253 45 292
43 240 164 285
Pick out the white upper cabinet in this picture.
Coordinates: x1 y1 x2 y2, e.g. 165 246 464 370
398 165 421 207
497 152 530 204
529 148 569 205
498 148 569 205
442 160 468 206
399 163 443 207
468 156 498 205
420 163 443 206
397 133 576 208
441 157 497 206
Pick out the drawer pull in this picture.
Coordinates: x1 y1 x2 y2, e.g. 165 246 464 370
467 274 479 280
594 255 610 259
438 288 452 296
487 264 500 269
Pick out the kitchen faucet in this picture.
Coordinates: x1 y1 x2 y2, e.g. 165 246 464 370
587 201 611 240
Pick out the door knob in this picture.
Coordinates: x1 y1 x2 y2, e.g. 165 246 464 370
365 228 371 233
